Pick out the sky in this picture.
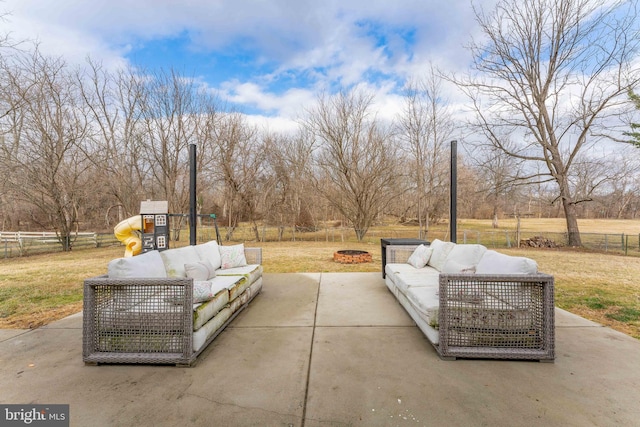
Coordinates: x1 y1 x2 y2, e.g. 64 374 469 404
1 0 490 132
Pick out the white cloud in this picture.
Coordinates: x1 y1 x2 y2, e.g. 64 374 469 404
243 114 300 135
217 81 316 119
3 0 481 65
0 0 486 120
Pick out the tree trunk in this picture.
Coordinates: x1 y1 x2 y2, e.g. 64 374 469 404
417 195 423 240
562 197 582 247
252 221 260 242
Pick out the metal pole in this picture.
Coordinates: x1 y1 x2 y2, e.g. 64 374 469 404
450 140 457 243
189 143 197 246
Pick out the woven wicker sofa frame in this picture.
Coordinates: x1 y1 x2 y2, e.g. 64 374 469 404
83 247 262 367
386 245 555 361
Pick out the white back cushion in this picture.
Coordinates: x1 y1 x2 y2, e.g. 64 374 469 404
475 250 538 274
427 239 456 271
160 245 199 278
441 259 476 274
445 244 487 267
194 240 222 270
108 250 167 278
185 260 217 281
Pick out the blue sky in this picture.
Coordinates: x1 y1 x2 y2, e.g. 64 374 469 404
1 0 488 130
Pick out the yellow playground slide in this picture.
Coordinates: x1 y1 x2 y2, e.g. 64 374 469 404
114 215 142 257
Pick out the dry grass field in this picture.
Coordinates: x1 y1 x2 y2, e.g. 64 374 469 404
458 217 640 234
1 218 639 339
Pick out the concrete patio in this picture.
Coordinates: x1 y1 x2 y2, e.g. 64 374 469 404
1 272 639 426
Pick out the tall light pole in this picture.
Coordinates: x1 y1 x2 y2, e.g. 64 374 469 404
450 140 457 243
189 143 197 246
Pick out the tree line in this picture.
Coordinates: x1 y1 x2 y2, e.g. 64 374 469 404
1 0 639 249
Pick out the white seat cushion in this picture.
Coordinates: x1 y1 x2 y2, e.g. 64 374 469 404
193 290 229 330
192 307 232 352
405 286 440 328
216 264 263 285
208 275 244 292
385 263 432 276
395 270 440 293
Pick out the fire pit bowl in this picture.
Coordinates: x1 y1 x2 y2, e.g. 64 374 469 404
333 250 372 264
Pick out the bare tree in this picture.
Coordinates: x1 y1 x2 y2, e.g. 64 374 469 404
77 60 150 224
208 112 266 241
0 53 19 229
455 0 640 246
1 49 91 249
579 150 640 218
138 68 204 238
397 69 454 237
262 130 316 240
610 156 640 218
0 7 22 51
303 89 403 242
466 139 525 227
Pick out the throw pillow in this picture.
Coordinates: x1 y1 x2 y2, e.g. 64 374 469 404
193 281 218 303
219 244 247 269
185 260 217 281
407 245 433 269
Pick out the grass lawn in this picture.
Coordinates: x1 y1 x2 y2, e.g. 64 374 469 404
0 245 124 328
1 218 639 339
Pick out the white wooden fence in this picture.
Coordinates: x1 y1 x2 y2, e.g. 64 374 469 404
0 232 119 258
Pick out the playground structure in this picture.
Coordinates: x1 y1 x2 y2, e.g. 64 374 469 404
113 215 143 257
113 200 169 257
140 200 169 254
113 200 220 257
114 144 204 258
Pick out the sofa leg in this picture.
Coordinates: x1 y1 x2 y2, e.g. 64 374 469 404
438 355 457 361
435 347 456 361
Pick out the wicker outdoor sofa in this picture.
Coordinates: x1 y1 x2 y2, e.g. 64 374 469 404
83 241 262 366
384 240 555 361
